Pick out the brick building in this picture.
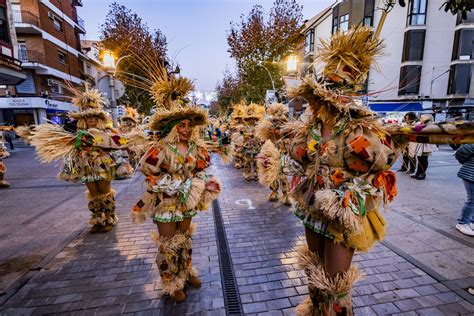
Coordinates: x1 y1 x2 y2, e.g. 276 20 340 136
0 0 86 126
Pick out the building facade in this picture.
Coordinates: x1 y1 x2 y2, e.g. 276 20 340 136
0 0 86 126
301 0 474 118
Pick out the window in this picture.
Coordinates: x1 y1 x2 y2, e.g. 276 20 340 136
339 14 349 32
448 64 471 95
304 29 314 55
402 30 426 61
399 65 422 95
407 0 427 26
332 16 338 33
452 29 474 60
0 6 10 43
58 51 67 64
51 81 64 94
457 11 474 24
364 16 373 27
364 0 375 27
18 43 27 62
53 16 63 32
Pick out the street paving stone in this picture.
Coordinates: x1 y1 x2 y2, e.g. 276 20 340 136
0 155 473 315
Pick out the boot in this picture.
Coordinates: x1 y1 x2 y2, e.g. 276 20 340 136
182 224 201 288
86 191 106 233
151 231 187 300
0 161 9 188
100 190 118 233
280 192 292 206
296 246 362 316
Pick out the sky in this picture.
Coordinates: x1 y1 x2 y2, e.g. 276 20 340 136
78 0 333 91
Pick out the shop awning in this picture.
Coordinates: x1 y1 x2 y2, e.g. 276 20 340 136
0 67 26 85
368 102 423 112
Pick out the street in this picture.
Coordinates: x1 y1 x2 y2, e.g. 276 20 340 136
0 141 472 314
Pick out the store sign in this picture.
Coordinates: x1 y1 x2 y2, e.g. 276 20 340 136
7 98 31 107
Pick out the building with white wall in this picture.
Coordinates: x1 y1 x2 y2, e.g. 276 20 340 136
301 0 474 117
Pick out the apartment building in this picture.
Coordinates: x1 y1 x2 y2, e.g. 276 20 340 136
301 0 474 118
0 0 85 126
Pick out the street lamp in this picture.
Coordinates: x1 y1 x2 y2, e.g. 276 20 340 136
287 55 297 73
256 62 276 91
101 50 118 125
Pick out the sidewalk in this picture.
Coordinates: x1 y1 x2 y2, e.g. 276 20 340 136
0 157 473 315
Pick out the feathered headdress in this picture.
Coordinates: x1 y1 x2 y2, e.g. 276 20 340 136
121 107 140 123
119 52 207 132
69 88 109 122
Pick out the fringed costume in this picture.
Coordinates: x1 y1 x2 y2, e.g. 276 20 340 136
29 88 125 233
258 25 474 315
256 103 291 205
126 56 227 303
241 103 265 181
114 106 142 179
230 102 246 169
0 129 11 188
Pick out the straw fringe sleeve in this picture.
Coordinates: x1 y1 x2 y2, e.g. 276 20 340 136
257 140 281 187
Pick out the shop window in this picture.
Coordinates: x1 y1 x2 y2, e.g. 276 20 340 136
399 65 422 95
339 14 349 32
53 16 63 32
452 29 474 60
304 29 314 55
0 6 10 43
407 0 427 26
402 30 426 61
58 51 67 64
447 64 471 95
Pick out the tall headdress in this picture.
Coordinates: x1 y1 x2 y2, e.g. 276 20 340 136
121 107 140 123
120 52 208 135
69 88 109 122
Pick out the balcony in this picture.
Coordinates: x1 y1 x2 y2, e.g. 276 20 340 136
75 15 86 34
13 10 41 34
18 47 46 67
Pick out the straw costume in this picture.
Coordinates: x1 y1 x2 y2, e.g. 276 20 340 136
127 56 227 303
230 102 246 169
0 128 11 188
256 103 291 204
241 103 265 181
29 88 126 233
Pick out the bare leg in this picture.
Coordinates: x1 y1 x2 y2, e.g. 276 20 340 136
157 221 177 238
324 239 355 277
85 181 100 196
178 217 192 232
305 227 324 259
97 180 111 194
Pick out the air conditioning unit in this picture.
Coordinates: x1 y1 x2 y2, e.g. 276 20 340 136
46 79 54 86
47 11 54 19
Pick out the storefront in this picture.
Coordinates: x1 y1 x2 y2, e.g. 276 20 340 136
0 97 78 126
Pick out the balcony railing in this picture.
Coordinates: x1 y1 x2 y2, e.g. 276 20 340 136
12 10 40 27
77 16 85 30
18 47 45 64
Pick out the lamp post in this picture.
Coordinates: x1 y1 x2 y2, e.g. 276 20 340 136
101 50 118 124
256 62 276 91
287 55 298 74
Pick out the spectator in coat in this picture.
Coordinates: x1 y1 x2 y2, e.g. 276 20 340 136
398 112 417 173
455 144 474 236
411 114 438 180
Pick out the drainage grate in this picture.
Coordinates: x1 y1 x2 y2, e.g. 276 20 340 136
212 199 243 315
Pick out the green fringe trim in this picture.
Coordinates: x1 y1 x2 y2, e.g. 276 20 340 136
152 210 198 223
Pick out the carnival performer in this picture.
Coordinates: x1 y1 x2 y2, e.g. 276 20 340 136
0 128 11 188
256 103 291 205
230 102 246 169
128 58 227 303
241 103 265 181
29 88 126 233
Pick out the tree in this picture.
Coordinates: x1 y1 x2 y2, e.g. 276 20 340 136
215 70 245 113
225 0 303 103
99 3 168 114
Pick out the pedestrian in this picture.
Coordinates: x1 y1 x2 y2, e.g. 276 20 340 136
129 61 224 303
29 88 126 233
397 112 417 173
0 130 10 188
4 130 14 150
454 144 474 236
411 114 438 180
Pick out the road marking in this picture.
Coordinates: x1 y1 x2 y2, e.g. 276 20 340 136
235 199 256 210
